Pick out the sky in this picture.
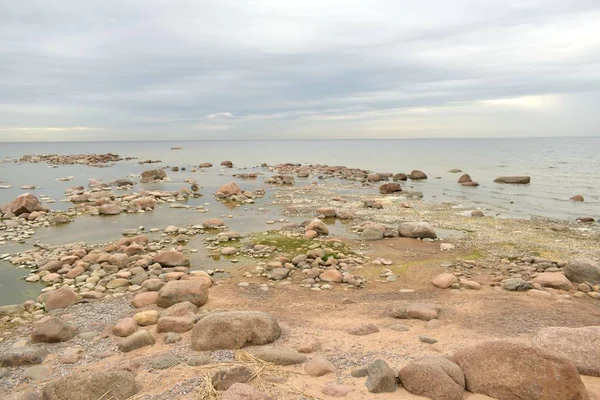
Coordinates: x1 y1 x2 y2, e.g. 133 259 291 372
1 0 600 142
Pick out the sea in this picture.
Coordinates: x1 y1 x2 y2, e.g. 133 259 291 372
0 137 598 305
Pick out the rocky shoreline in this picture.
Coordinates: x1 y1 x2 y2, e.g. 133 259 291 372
1 156 600 399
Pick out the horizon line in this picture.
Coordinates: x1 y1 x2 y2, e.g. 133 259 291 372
1 135 599 144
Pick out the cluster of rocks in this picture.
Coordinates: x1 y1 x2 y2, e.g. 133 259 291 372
353 221 437 241
3 153 132 167
265 175 294 185
0 193 50 220
215 182 264 204
457 173 479 187
265 163 429 184
433 256 600 299
65 181 203 216
243 238 368 289
3 235 203 310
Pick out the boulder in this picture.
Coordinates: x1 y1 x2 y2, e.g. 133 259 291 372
564 258 600 284
305 356 336 377
393 173 408 181
409 170 427 180
533 326 600 377
98 203 122 215
360 223 385 241
153 250 189 267
431 273 458 289
452 341 588 400
379 183 402 194
398 222 436 239
157 280 208 308
2 193 40 216
532 272 573 291
399 356 465 400
203 218 225 228
191 311 280 351
365 359 396 393
222 383 273 400
131 292 159 308
217 182 242 197
503 278 532 291
112 318 138 337
457 174 472 184
0 347 45 366
42 370 138 400
44 287 79 311
141 169 167 181
320 269 343 283
31 317 78 343
118 330 155 352
159 301 198 318
305 219 329 236
493 176 531 184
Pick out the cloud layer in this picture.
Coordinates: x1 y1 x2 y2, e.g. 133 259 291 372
1 0 600 141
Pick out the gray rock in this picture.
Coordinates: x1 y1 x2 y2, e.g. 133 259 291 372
360 226 384 241
268 268 289 280
564 258 600 284
23 365 52 381
150 355 180 370
503 278 532 291
419 335 438 344
0 347 45 366
348 324 379 336
365 359 396 393
187 354 212 366
164 333 182 344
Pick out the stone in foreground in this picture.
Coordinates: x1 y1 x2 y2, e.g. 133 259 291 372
42 370 138 400
365 359 396 393
0 347 45 366
564 258 600 284
157 280 208 308
191 311 280 351
399 356 465 400
452 341 588 400
31 317 78 343
44 287 79 311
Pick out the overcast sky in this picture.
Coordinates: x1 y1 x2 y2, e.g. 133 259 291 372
1 0 600 141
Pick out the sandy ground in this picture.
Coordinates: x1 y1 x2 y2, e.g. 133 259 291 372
4 236 600 400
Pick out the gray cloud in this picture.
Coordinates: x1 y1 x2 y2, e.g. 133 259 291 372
1 0 600 141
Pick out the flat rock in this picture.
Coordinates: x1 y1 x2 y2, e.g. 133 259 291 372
249 347 307 366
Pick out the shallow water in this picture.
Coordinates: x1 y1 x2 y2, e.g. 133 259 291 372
0 138 598 305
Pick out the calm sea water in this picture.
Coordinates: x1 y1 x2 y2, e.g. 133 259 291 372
1 138 599 221
0 138 598 305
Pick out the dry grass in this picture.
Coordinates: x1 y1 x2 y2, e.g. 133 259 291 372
125 351 322 400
